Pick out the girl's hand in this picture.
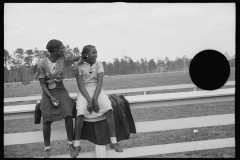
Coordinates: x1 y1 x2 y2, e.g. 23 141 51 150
78 56 85 64
73 63 79 77
73 56 84 77
93 98 99 113
87 100 94 114
50 96 59 107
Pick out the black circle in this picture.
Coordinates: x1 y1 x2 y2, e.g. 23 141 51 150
189 49 230 90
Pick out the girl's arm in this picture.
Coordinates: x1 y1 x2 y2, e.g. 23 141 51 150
93 72 104 100
76 75 94 113
73 55 81 62
76 75 92 101
39 78 58 105
92 72 104 112
73 56 84 77
92 72 104 113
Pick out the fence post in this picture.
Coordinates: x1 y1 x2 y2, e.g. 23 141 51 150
194 87 197 91
95 145 107 158
143 91 147 95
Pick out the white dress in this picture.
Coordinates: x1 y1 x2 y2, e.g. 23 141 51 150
76 61 112 122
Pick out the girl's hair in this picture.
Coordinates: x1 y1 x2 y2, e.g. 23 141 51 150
46 39 63 53
81 45 95 59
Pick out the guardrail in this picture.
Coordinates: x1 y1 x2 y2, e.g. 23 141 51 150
4 80 235 103
4 82 235 158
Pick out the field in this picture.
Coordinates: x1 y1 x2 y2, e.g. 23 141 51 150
4 69 235 158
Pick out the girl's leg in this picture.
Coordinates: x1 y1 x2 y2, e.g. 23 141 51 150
72 115 84 158
65 116 75 157
105 109 123 152
105 109 116 137
65 116 74 141
43 121 51 158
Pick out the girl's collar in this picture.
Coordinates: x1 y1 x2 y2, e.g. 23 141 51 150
47 54 58 63
83 61 97 67
83 61 97 65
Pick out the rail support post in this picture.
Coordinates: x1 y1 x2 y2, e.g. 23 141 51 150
95 145 107 158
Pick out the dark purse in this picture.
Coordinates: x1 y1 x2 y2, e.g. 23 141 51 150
34 102 41 124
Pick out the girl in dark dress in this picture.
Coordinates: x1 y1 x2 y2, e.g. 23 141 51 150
34 39 83 158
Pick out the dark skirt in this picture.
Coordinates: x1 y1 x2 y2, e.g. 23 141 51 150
40 81 74 124
74 94 136 145
77 120 133 145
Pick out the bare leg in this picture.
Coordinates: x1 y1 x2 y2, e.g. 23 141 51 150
74 115 84 140
65 116 75 157
105 109 123 152
43 121 51 157
65 116 74 141
72 115 84 158
43 121 51 147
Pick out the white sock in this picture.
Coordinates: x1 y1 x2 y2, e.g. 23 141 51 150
110 137 117 144
45 146 50 150
67 141 73 145
74 140 80 147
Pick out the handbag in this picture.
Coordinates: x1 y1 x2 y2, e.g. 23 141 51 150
34 102 41 124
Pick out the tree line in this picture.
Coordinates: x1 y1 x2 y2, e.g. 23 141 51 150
4 46 235 83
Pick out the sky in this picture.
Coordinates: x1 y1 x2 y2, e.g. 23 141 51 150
4 3 235 64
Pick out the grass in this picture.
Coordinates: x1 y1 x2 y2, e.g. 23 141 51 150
4 69 235 158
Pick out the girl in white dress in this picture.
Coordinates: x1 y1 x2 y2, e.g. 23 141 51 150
72 45 123 157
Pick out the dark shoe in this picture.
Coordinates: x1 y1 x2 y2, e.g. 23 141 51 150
110 143 123 152
44 149 51 158
72 146 81 158
67 144 75 158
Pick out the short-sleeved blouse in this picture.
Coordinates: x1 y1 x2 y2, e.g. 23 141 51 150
34 51 75 80
78 61 104 84
34 51 75 91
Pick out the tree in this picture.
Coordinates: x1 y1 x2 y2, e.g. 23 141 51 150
11 48 25 82
185 58 192 68
12 48 25 68
122 56 133 74
140 58 148 73
113 58 121 75
24 49 34 68
107 62 114 75
172 57 183 71
135 60 142 74
23 49 35 81
73 47 80 56
34 47 42 63
4 67 9 83
4 49 11 67
129 58 136 74
182 55 188 70
148 59 157 72
164 57 172 71
120 58 127 75
66 44 71 50
102 61 108 75
156 58 165 72
4 49 11 82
